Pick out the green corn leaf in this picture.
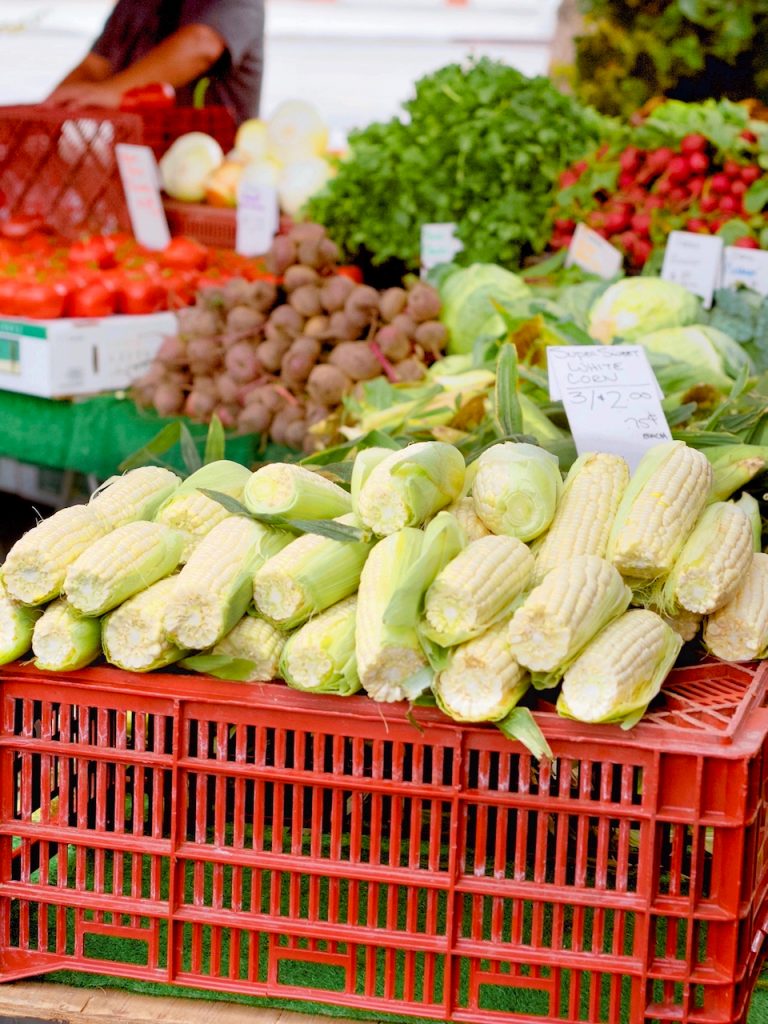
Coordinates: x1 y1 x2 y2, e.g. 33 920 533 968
494 343 523 437
118 421 182 472
200 489 253 518
204 415 226 465
180 654 258 682
496 707 553 761
180 423 203 474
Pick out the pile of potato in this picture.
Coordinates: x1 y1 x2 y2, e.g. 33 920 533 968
132 223 446 452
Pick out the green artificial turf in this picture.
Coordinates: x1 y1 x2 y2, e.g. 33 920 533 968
10 839 766 1023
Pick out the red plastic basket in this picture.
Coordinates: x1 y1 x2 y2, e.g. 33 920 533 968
140 106 236 161
1 659 767 1024
162 199 236 249
0 105 143 238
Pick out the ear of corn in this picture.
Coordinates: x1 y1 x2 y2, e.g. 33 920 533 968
3 505 109 605
64 521 183 617
471 442 562 543
355 441 465 536
703 552 768 661
209 614 286 682
32 599 101 672
423 535 533 646
163 517 287 649
280 596 360 695
558 609 682 726
736 492 762 552
606 441 712 579
0 579 41 664
433 620 530 723
253 514 373 629
154 460 252 561
102 577 189 672
350 447 395 509
356 528 429 702
90 467 180 530
532 452 629 583
704 444 768 502
661 501 754 615
507 555 632 687
244 463 352 520
444 497 491 542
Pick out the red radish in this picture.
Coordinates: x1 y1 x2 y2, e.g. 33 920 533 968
644 195 665 210
605 210 630 234
669 186 689 204
734 236 760 248
688 152 709 174
709 218 725 232
631 238 653 265
709 173 731 194
554 217 576 232
681 134 708 153
630 212 652 235
619 147 641 172
655 178 672 197
730 179 748 196
667 156 690 182
573 160 589 175
741 130 758 144
687 176 706 196
559 169 579 188
685 218 708 232
741 165 761 184
724 160 742 178
719 195 741 213
700 193 719 212
618 171 636 189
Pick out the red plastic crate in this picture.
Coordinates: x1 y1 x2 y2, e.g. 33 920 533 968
0 105 144 237
1 659 767 1024
163 199 236 249
140 106 236 161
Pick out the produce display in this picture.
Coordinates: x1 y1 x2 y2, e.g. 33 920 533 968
160 99 334 217
131 222 447 450
0 228 263 318
1 435 764 759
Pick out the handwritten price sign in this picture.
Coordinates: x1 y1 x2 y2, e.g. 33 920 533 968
116 144 170 251
548 345 671 471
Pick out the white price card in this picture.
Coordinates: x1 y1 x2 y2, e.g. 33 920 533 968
420 223 462 278
115 144 171 251
661 230 724 308
565 223 623 280
548 345 672 472
723 245 768 296
236 182 279 257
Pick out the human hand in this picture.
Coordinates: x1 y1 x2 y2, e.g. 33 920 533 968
45 81 122 109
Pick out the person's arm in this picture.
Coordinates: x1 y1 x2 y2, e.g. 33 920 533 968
46 24 226 108
52 52 113 91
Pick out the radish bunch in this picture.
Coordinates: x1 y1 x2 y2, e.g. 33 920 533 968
551 132 766 268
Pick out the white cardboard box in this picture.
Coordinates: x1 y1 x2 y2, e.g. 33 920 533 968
0 311 176 398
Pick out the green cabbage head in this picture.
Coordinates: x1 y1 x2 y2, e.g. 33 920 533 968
439 263 530 354
588 277 701 343
636 324 751 389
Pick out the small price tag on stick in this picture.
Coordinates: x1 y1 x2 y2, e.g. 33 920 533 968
565 224 623 279
236 182 279 257
548 344 671 472
723 244 768 296
420 223 462 278
661 230 723 308
116 144 171 251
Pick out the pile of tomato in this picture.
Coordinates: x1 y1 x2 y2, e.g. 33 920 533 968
0 224 272 319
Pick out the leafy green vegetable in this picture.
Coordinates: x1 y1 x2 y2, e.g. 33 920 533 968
307 58 610 269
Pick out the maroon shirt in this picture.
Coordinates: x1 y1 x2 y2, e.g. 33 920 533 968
92 0 265 122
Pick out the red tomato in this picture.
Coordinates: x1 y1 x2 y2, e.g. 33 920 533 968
68 236 116 270
13 279 67 319
119 83 176 111
336 265 363 284
161 270 197 309
117 276 167 315
161 236 209 271
68 281 116 318
0 277 18 314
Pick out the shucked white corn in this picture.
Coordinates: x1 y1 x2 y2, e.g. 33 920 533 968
704 552 768 662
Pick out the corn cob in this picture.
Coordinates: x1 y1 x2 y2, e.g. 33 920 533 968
65 521 183 617
703 553 768 662
444 497 490 542
507 555 632 685
532 452 629 583
154 460 252 561
606 441 712 579
3 505 109 605
662 501 754 615
210 614 286 682
280 596 360 695
350 447 394 510
102 577 189 672
433 621 530 722
423 535 533 646
244 463 351 520
89 466 180 530
472 442 562 543
356 528 429 702
736 492 762 551
32 599 101 672
253 514 372 629
0 578 41 664
558 610 682 726
355 442 465 536
659 607 703 643
704 444 768 502
163 517 288 649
